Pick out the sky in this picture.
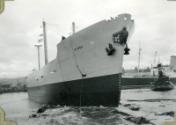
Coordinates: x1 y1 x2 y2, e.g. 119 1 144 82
0 0 176 78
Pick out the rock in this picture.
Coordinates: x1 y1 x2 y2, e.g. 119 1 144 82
125 116 150 124
135 117 150 124
123 103 140 111
156 111 175 117
37 105 48 113
29 114 38 118
129 105 140 111
123 104 131 107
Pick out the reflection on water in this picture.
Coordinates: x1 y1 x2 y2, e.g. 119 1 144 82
0 88 176 125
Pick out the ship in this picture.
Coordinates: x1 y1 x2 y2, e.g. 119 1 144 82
122 45 156 89
151 64 174 91
26 13 134 106
122 47 176 89
122 70 156 89
122 64 176 89
151 75 174 91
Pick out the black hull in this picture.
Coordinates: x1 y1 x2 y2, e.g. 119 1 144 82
27 74 121 107
151 83 174 91
121 77 155 89
151 77 175 91
152 87 174 91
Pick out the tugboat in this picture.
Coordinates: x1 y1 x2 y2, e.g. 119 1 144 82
151 64 174 91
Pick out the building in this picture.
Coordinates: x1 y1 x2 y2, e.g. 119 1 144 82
170 56 176 71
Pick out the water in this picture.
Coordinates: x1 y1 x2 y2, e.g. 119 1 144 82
0 92 40 121
0 88 176 125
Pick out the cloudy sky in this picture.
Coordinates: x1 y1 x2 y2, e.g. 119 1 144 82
0 0 176 78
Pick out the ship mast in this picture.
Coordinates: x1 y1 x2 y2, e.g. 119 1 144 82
72 22 75 34
153 51 158 66
34 44 42 70
137 42 142 76
42 21 48 65
152 51 158 76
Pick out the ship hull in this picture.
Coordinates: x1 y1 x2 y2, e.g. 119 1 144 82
27 14 134 106
122 77 176 89
151 84 174 91
121 77 155 89
28 73 121 106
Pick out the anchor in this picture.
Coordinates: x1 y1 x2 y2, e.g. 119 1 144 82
105 43 116 56
124 44 130 55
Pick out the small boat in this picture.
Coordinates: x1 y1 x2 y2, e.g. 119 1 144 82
151 76 174 91
151 64 174 91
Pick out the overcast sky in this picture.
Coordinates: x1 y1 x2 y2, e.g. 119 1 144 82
0 0 176 78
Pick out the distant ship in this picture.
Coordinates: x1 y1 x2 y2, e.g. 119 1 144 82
151 75 174 91
122 46 176 89
26 14 134 106
122 65 176 89
122 70 156 89
122 45 156 89
151 64 174 91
